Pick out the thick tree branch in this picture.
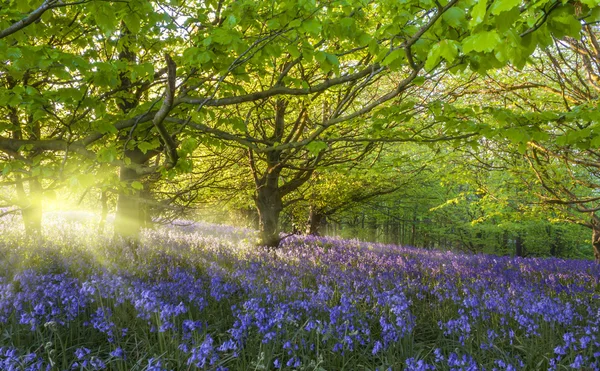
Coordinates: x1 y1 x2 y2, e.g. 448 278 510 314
152 54 179 167
178 64 382 106
0 0 60 39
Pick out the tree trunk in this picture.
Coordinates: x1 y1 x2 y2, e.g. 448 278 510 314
368 216 377 242
592 225 600 263
98 190 108 234
22 191 42 237
515 233 524 257
114 165 143 241
20 178 42 238
306 205 325 236
547 225 561 257
502 230 509 250
140 188 154 229
256 183 283 248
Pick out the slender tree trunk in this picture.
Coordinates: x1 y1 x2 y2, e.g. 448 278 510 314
384 208 390 243
306 205 324 236
98 190 108 234
515 233 524 257
411 206 417 246
368 216 377 242
547 225 559 257
392 219 399 245
592 224 600 263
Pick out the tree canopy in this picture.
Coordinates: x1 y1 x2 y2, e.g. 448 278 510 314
1 0 599 260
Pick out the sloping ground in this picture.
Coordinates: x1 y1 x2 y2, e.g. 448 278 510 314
0 217 598 370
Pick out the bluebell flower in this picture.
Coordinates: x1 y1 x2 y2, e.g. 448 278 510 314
372 340 383 355
570 355 584 369
74 347 90 360
109 347 125 359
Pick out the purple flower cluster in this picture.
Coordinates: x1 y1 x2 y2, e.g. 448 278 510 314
0 218 598 369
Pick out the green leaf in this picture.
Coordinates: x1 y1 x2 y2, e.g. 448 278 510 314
326 53 339 67
131 181 144 190
224 15 237 28
425 43 442 71
443 7 466 28
301 18 322 36
439 40 459 63
138 141 159 154
490 0 520 15
97 147 117 163
231 117 246 132
590 135 600 148
7 48 22 59
381 49 406 67
306 141 328 155
495 7 520 32
315 51 327 63
183 47 202 63
470 0 488 28
585 6 600 22
340 17 354 29
93 4 117 35
581 0 600 7
124 12 141 34
462 30 501 53
212 28 234 45
503 127 528 144
287 45 301 59
181 137 199 154
289 19 302 28
426 40 459 70
412 76 426 85
548 9 582 39
57 88 83 102
2 163 11 176
267 19 280 30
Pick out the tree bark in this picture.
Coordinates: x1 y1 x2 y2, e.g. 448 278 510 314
252 99 286 248
256 181 283 248
113 148 155 242
592 218 600 262
593 229 600 263
114 165 143 241
515 233 524 257
98 190 108 234
22 178 42 238
113 31 147 245
306 205 325 236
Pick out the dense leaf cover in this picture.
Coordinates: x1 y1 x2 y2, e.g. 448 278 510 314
0 216 599 370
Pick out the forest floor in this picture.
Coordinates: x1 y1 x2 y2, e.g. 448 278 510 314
0 215 598 370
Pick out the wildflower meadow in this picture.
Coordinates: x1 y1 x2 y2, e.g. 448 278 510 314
0 215 598 370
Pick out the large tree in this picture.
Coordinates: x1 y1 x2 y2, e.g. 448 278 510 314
169 0 579 247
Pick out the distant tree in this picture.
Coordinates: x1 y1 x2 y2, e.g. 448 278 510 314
441 22 600 261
